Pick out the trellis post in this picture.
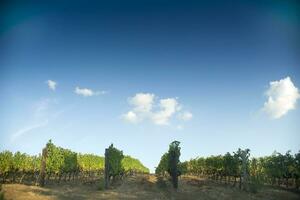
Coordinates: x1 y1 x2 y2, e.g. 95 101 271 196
104 148 109 189
38 147 47 187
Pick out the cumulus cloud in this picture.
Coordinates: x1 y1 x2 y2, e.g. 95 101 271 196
263 76 300 119
123 93 154 123
75 87 107 97
152 98 180 125
178 111 193 121
129 93 155 113
122 93 192 126
46 80 57 91
122 111 138 123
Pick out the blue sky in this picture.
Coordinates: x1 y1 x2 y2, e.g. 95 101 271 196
0 1 300 172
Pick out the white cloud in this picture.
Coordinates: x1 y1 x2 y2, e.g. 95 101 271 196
129 93 155 113
152 98 180 125
46 80 57 91
75 87 106 97
122 111 138 123
178 111 193 121
123 93 192 126
263 76 300 119
123 93 155 123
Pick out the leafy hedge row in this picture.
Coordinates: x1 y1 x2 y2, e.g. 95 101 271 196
155 141 181 189
0 140 149 183
182 149 300 189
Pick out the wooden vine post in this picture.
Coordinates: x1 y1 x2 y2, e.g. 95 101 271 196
240 150 249 191
104 147 110 189
38 147 47 187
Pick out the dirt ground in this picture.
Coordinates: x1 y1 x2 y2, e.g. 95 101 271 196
1 175 300 200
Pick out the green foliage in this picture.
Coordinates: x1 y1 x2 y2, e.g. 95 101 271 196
78 154 104 172
45 140 77 175
178 161 188 175
182 149 245 181
224 152 239 177
186 157 206 175
168 141 181 188
106 144 124 179
45 140 148 177
155 153 169 175
205 155 224 177
0 151 13 175
0 140 148 184
46 140 64 174
182 148 300 190
122 156 149 174
155 141 181 189
0 151 41 177
294 151 300 189
61 149 78 173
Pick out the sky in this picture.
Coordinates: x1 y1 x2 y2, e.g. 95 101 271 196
0 0 300 172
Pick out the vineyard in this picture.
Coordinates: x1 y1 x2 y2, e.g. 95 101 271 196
155 142 300 192
0 140 300 199
181 149 300 191
0 140 149 185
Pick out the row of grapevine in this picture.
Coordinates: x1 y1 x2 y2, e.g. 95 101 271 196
104 144 124 188
155 141 182 189
0 140 149 184
122 156 149 175
250 151 300 188
0 151 40 183
181 149 300 190
103 144 150 189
